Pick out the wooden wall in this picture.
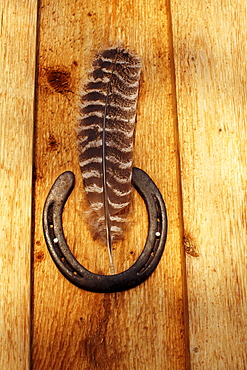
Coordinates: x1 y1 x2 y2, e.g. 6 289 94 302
1 0 246 369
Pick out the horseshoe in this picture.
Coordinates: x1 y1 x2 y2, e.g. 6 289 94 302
43 167 167 293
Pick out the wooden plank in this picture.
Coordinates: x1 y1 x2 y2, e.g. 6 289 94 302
170 0 247 368
0 1 38 368
32 0 187 368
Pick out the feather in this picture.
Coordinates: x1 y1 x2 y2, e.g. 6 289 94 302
77 46 141 273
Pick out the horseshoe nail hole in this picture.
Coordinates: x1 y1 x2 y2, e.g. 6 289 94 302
155 231 161 237
53 238 58 243
49 224 54 228
61 257 65 262
73 271 77 275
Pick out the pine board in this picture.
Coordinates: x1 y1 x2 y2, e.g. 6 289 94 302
32 0 186 369
170 0 247 368
4 0 245 368
0 1 38 368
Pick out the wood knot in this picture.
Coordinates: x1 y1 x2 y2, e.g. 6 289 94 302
47 68 71 94
184 236 199 257
48 133 59 151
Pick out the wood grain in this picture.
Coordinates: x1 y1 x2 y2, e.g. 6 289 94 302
32 0 186 368
0 1 38 368
170 0 247 368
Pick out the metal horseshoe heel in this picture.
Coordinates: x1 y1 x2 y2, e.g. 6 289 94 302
43 167 167 293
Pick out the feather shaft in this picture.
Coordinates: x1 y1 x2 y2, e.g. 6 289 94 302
102 78 114 273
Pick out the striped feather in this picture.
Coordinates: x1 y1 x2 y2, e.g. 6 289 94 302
77 47 141 273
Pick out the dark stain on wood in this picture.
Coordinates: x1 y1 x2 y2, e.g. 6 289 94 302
35 250 45 262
